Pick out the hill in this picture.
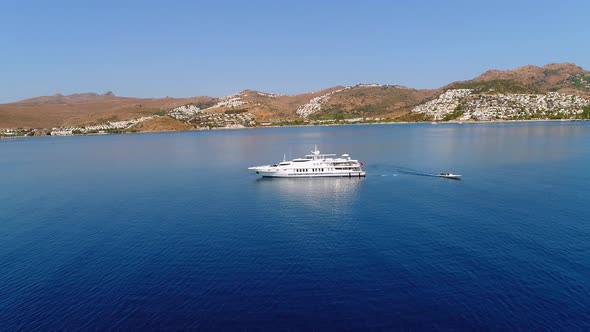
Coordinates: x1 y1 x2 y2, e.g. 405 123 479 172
195 87 345 123
445 63 590 96
1 63 589 134
0 92 217 129
316 84 437 120
414 63 590 121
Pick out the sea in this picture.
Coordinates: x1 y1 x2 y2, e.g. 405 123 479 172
1 122 589 330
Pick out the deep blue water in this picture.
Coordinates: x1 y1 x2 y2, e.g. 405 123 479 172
1 122 589 330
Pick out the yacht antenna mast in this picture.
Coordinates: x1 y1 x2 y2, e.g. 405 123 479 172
312 144 319 154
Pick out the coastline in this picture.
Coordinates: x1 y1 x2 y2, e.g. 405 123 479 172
1 118 588 141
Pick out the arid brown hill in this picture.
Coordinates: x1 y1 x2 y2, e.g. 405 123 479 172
200 87 345 123
446 63 590 96
0 93 217 129
317 85 437 120
1 63 588 129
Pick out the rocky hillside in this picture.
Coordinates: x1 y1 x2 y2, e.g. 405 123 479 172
316 84 437 120
412 89 589 121
414 63 590 121
440 63 590 96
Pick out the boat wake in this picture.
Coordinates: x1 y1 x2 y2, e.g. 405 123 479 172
362 164 400 177
393 166 439 177
364 164 439 178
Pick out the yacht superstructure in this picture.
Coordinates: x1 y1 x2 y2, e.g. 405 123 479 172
248 145 366 178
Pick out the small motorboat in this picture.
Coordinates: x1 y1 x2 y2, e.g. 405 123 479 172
438 173 462 179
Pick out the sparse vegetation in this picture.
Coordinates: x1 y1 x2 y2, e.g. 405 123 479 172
94 116 120 124
352 104 388 115
568 74 590 90
442 110 465 121
310 105 357 120
224 109 248 115
578 106 590 119
188 100 217 109
450 79 540 94
274 120 307 126
394 112 433 122
542 69 559 76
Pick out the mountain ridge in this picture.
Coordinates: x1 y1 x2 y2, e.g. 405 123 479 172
1 63 589 132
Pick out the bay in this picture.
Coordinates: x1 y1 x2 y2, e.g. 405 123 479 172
1 122 589 330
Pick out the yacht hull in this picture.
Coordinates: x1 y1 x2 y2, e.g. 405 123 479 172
256 171 366 178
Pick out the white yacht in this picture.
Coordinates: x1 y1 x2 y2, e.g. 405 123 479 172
248 145 366 178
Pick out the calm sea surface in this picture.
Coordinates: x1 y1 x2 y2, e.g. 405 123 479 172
1 122 589 330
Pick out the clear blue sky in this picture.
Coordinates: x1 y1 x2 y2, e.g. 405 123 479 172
1 0 589 102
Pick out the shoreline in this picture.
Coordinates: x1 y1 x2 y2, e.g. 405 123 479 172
1 118 588 140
